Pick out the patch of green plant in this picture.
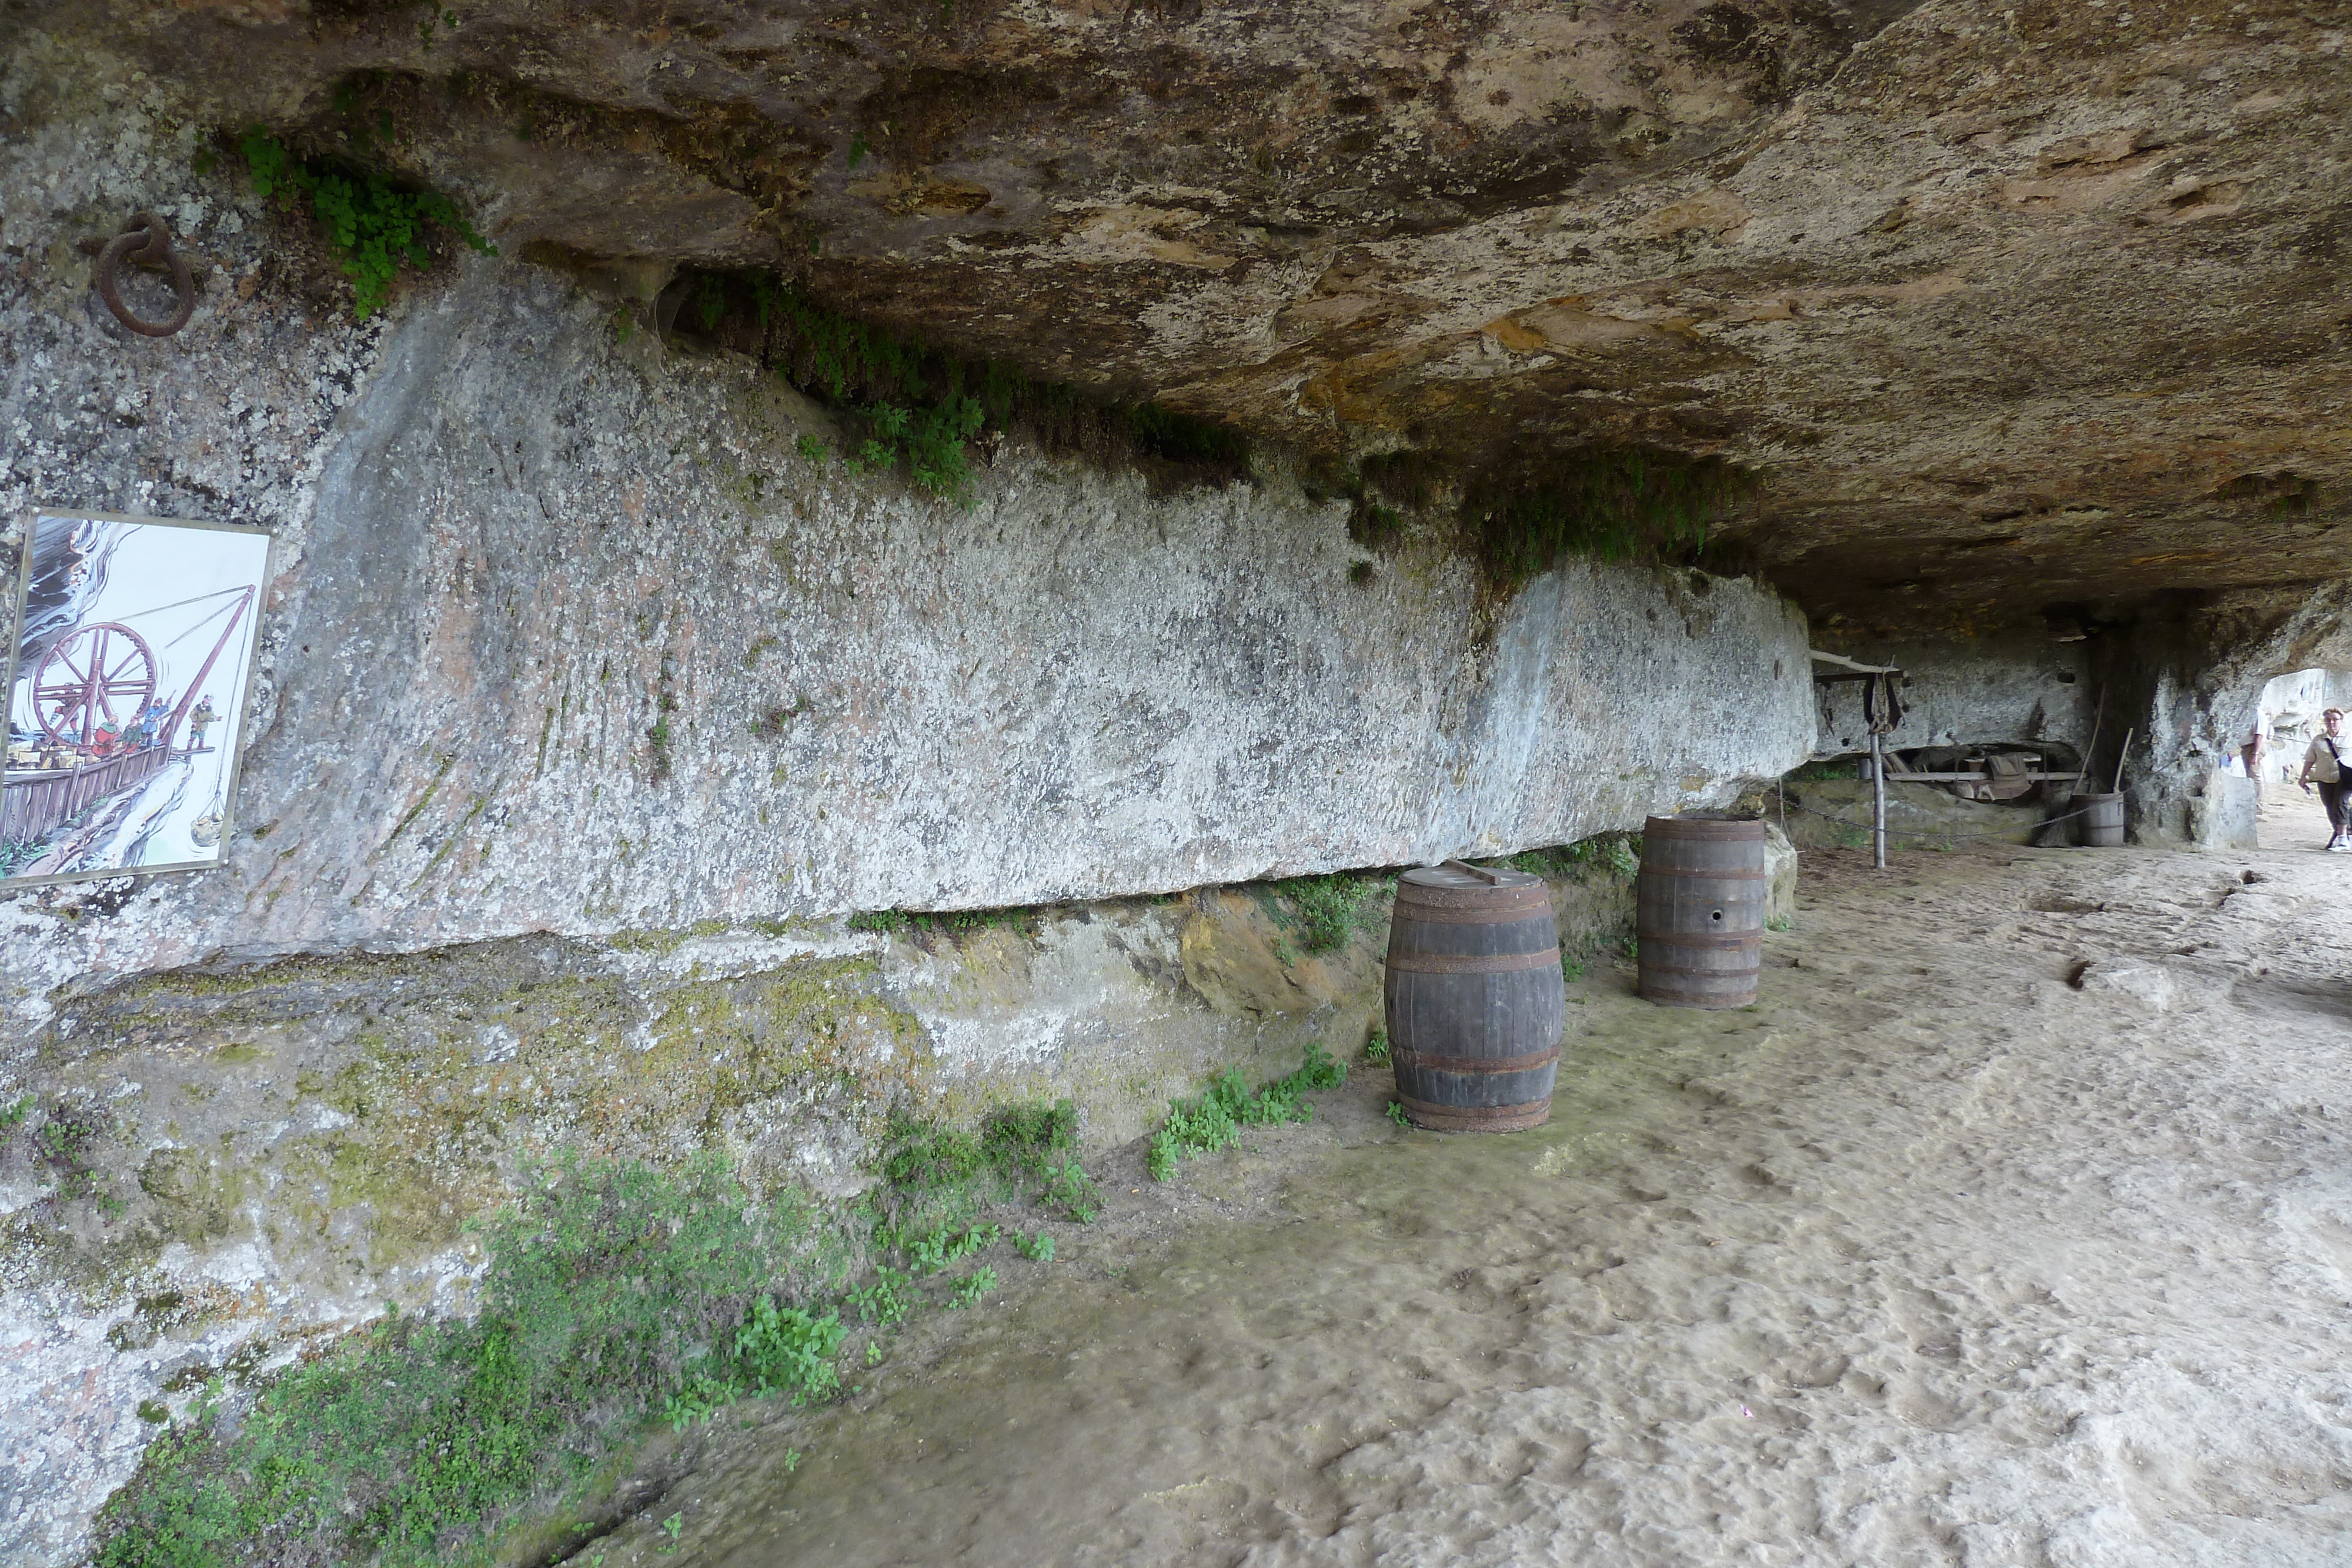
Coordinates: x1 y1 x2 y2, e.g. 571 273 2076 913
1502 833 1640 883
1386 1099 1411 1128
983 1097 1079 1169
847 903 1041 942
866 1097 1098 1269
1765 914 1793 932
1466 445 1755 589
1125 401 1248 467
710 276 1248 499
1352 501 1404 549
878 1114 985 1192
1362 1027 1390 1066
1 1095 31 1127
91 1155 834 1568
1014 1231 1055 1263
1320 449 1449 552
796 432 829 463
240 129 495 322
1039 1160 1100 1223
1833 823 1870 850
732 1296 847 1400
947 1268 998 1309
1261 871 1388 955
1358 449 1449 511
35 1105 105 1202
1147 1045 1346 1182
850 1266 914 1328
1786 758 1856 782
903 1222 996 1274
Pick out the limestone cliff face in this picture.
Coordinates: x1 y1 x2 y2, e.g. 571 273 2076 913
16 0 2347 634
0 243 1811 1025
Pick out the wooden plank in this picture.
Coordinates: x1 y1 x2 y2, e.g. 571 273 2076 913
1809 650 1904 676
1886 771 2082 783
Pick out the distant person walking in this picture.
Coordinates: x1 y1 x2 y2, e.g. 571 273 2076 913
2243 726 2266 803
2299 708 2351 851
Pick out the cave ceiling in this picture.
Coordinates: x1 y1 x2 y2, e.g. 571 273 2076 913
28 0 2352 631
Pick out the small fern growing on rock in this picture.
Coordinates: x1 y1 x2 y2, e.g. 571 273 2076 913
241 129 496 320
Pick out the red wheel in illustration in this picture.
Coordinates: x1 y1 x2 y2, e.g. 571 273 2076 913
31 622 159 747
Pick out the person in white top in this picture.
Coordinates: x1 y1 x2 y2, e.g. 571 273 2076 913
2298 708 2350 851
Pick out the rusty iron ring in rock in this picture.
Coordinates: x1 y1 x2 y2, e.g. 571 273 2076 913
95 212 196 337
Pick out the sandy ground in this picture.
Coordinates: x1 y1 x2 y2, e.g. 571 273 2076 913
2257 784 2344 854
583 830 2352 1568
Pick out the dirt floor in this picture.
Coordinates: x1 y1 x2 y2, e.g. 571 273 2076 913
574 830 2352 1568
2258 783 2344 853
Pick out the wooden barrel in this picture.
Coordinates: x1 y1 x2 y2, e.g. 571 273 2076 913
1384 862 1563 1132
2073 792 2124 847
1637 815 1766 1009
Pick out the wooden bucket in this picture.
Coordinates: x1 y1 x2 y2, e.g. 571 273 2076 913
2073 792 2125 847
1637 815 1767 1009
1384 862 1563 1132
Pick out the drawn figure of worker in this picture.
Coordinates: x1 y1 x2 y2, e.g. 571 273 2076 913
186 697 216 751
2299 708 2350 852
138 698 166 750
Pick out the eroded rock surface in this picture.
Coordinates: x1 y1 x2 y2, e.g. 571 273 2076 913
18 0 2348 628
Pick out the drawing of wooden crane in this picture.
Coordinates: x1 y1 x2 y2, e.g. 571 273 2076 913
3 585 256 860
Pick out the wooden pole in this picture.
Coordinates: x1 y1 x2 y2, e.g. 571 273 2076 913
156 587 255 750
2081 687 2107 797
1870 729 1887 868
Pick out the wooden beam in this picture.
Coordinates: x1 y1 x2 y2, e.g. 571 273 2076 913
1884 771 2083 783
1809 649 1904 678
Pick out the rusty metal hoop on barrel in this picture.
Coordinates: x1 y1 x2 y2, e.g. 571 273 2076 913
1383 861 1563 1131
1637 815 1767 1009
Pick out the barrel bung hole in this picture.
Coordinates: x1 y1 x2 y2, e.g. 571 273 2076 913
1710 909 1724 922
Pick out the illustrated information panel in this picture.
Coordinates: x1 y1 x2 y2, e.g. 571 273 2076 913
4 510 271 887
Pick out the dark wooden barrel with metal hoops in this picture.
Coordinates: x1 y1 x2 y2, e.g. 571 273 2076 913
1636 815 1767 1009
2072 792 2124 847
1384 861 1564 1132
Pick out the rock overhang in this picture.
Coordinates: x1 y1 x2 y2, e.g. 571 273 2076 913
12 0 2352 631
